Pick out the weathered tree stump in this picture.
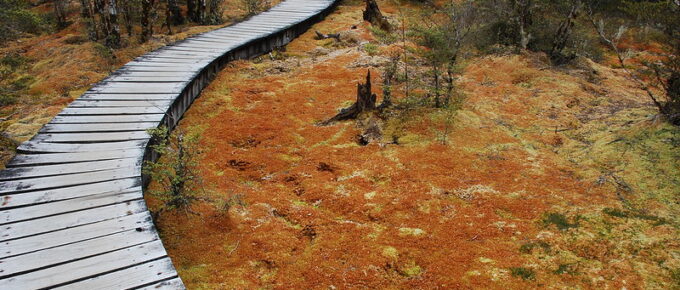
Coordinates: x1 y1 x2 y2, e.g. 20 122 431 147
363 0 391 32
322 70 377 125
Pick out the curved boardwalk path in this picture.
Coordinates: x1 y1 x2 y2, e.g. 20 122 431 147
0 0 338 288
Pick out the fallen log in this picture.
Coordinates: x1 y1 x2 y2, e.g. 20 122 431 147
315 30 341 41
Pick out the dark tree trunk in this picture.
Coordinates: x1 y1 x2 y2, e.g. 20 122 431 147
322 70 378 125
363 0 391 31
550 3 580 64
54 0 68 29
105 0 121 48
140 0 154 42
198 0 206 24
513 0 533 49
80 0 100 40
119 0 134 37
187 0 198 22
167 0 184 25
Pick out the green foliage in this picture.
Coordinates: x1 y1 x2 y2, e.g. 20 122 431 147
369 26 397 44
0 53 32 106
602 207 669 226
542 212 579 231
143 126 204 214
510 267 536 280
553 264 577 275
240 0 269 16
0 0 46 43
363 43 379 56
519 241 551 254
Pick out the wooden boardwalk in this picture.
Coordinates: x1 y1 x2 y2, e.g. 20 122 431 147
0 0 338 288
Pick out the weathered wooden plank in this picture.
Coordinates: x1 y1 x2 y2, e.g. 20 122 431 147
138 277 185 290
0 165 141 195
0 180 141 210
0 240 168 289
51 114 164 123
66 100 174 108
32 132 151 143
0 167 140 195
103 76 192 83
1 199 147 241
56 258 177 289
59 107 166 115
78 93 179 100
0 158 139 181
41 122 158 133
17 140 147 153
1 190 142 226
0 211 152 259
0 224 157 278
8 149 143 167
87 83 187 94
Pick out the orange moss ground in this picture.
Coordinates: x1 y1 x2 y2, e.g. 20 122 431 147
148 1 680 289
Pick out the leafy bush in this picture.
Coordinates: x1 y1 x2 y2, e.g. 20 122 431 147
0 0 46 43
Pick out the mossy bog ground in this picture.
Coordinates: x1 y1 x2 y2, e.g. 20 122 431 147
146 1 680 289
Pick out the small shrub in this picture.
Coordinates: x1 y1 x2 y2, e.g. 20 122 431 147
215 193 246 214
542 212 579 231
240 0 270 16
369 26 397 44
143 126 205 215
510 267 535 280
363 43 379 56
519 241 551 254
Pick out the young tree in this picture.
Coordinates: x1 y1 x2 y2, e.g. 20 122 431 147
412 1 475 107
143 126 205 215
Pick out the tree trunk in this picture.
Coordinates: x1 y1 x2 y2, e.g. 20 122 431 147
514 0 533 49
322 70 378 125
80 0 100 40
106 0 121 48
363 0 391 31
167 0 184 25
54 0 68 29
140 0 154 42
550 3 580 64
187 0 198 22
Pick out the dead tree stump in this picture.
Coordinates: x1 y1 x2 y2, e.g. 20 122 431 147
322 70 377 125
363 0 392 31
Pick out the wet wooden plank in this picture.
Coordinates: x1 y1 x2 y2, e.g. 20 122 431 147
56 258 177 289
0 240 168 289
0 211 152 259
